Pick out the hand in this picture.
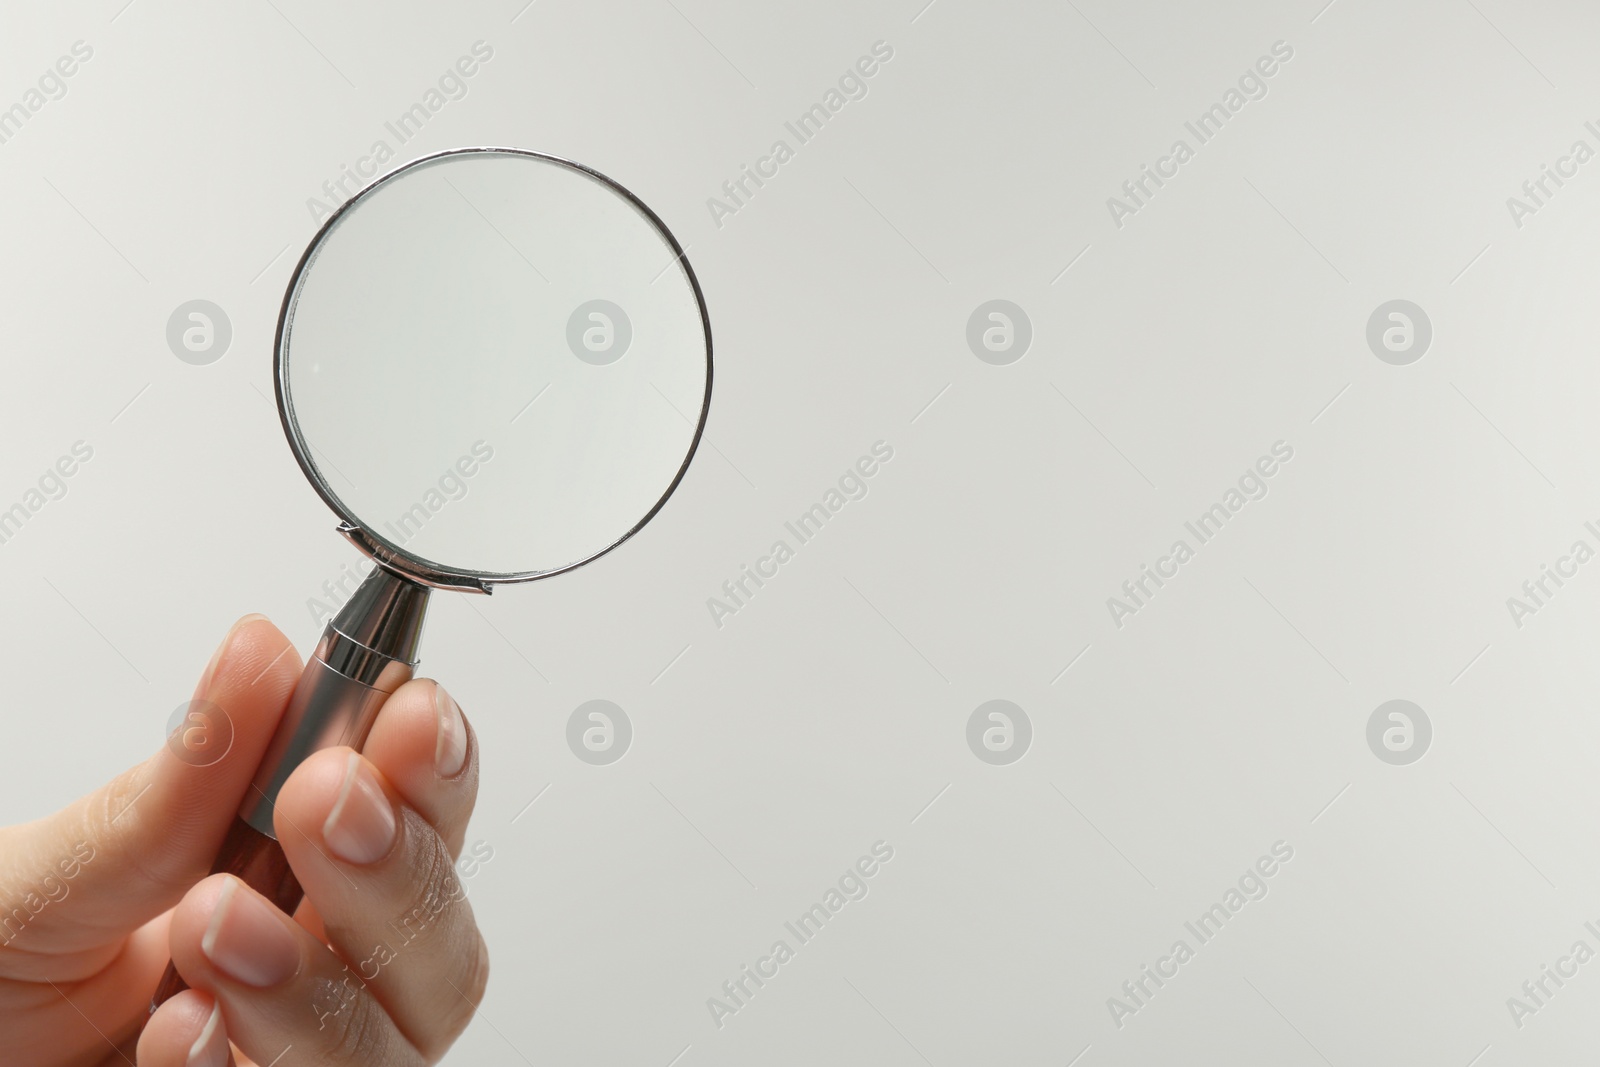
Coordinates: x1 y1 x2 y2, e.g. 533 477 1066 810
0 615 489 1066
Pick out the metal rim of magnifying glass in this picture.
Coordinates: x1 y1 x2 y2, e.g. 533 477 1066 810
273 146 713 594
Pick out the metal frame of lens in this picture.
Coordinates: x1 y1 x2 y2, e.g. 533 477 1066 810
273 147 713 593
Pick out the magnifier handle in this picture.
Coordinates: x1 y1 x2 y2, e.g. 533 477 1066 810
148 564 429 1017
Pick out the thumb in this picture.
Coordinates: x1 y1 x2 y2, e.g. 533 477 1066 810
0 614 303 960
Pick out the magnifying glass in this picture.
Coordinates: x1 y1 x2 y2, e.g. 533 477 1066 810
150 147 712 1010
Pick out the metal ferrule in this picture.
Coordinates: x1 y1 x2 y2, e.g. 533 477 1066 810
238 563 430 838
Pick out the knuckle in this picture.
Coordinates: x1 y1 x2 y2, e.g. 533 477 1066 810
92 766 138 836
317 978 400 1064
422 931 490 1056
398 820 490 1053
402 820 465 939
456 932 492 1023
91 768 174 888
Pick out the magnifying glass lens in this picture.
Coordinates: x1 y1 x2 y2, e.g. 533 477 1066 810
282 151 710 580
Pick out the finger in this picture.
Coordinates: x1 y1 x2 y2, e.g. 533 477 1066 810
0 615 302 972
170 874 427 1067
359 678 478 858
294 896 329 944
5 914 170 1066
137 988 236 1067
273 747 488 1059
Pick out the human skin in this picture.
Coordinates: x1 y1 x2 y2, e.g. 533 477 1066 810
0 615 488 1065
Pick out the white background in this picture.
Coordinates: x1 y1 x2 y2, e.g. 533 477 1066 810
3 1 1599 1063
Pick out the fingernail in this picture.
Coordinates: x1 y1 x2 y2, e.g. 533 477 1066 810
200 877 300 988
187 999 228 1067
324 752 397 864
435 683 467 778
196 613 268 698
